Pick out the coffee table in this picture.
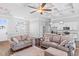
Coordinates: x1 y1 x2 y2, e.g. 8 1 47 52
11 46 44 56
45 47 67 56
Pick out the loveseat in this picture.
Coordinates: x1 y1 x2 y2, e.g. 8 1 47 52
9 35 33 51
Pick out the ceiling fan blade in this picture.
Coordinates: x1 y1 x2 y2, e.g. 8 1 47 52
28 5 37 9
30 10 36 14
43 9 52 11
41 3 46 8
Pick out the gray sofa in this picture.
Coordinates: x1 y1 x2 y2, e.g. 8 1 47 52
40 33 74 55
9 35 33 51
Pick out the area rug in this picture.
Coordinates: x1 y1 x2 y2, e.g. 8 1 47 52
11 46 44 56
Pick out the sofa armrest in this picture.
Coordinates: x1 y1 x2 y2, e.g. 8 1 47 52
57 45 69 52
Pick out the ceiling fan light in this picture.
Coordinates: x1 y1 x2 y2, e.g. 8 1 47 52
37 10 42 12
37 9 44 14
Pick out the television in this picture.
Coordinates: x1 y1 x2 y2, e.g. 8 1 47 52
63 27 70 30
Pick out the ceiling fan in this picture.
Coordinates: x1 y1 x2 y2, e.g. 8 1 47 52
28 3 52 15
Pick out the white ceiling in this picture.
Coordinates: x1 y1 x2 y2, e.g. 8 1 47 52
0 3 79 21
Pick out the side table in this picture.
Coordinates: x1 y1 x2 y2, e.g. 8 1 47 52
35 38 41 47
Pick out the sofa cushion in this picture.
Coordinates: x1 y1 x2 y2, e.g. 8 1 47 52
15 36 22 41
26 35 32 41
48 36 53 42
23 40 32 44
49 37 53 40
57 45 69 52
44 33 53 42
21 35 27 40
52 35 61 43
42 41 58 48
44 37 50 42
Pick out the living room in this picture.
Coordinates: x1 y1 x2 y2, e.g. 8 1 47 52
0 3 79 56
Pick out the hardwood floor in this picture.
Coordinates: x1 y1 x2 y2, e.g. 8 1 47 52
75 41 79 56
75 48 79 56
0 41 11 56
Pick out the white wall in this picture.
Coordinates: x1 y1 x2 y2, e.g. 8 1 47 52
29 20 40 38
8 17 29 38
29 16 47 38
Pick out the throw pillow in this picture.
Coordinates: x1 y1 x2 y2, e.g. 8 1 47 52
52 35 60 43
59 39 69 46
44 37 50 42
15 36 22 41
22 35 27 40
13 38 19 44
9 38 14 44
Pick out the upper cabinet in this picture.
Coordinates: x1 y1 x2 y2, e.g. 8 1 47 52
51 22 78 31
